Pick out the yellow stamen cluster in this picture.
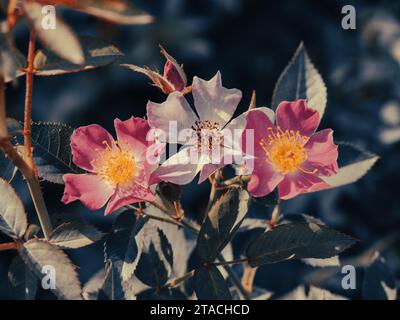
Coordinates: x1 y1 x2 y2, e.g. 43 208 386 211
91 140 137 187
260 127 316 174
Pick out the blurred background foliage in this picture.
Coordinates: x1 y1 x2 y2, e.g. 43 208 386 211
1 0 400 299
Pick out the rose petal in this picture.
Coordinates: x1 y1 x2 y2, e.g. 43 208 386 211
62 173 114 210
192 71 242 127
147 91 198 143
150 146 203 185
104 184 155 215
114 117 152 158
70 124 115 172
303 129 339 176
198 163 223 184
278 171 331 200
227 107 275 156
242 108 277 158
276 100 319 137
247 159 284 197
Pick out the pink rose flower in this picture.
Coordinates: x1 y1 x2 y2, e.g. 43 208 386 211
242 100 338 199
62 117 158 215
147 71 245 185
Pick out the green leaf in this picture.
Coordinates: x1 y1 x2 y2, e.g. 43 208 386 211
197 189 250 262
271 42 327 120
98 261 126 300
76 0 153 25
0 178 28 239
23 2 84 65
18 239 82 300
104 212 147 282
194 266 232 300
320 143 378 190
246 221 357 267
134 228 173 287
33 36 124 76
29 122 84 184
362 253 397 300
49 222 104 249
8 256 38 300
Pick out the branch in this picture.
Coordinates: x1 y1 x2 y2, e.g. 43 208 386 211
23 30 36 169
0 242 20 251
212 257 249 266
0 70 53 240
164 270 195 288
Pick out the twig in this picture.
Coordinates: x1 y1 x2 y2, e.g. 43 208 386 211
204 170 221 216
0 242 20 251
164 270 195 288
212 257 249 266
126 204 184 229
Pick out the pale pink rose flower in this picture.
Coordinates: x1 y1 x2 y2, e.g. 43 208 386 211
147 71 246 185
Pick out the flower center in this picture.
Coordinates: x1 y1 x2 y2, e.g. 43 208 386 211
91 140 137 187
191 120 222 153
260 127 316 174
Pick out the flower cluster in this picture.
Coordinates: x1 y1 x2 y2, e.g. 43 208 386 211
62 64 339 215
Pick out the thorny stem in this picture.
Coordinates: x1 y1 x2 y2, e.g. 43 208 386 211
23 30 53 239
24 30 36 169
0 242 20 251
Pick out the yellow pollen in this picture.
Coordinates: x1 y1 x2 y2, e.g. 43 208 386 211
260 127 317 174
91 140 137 187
